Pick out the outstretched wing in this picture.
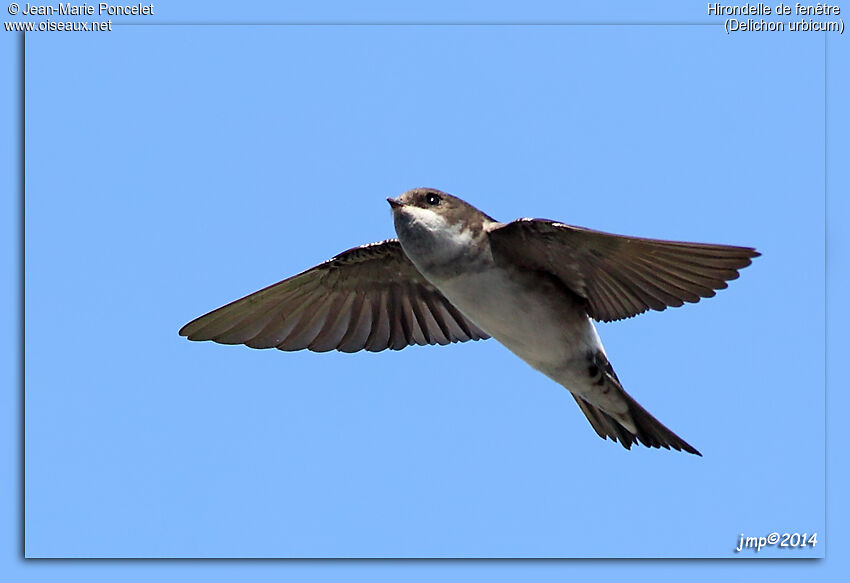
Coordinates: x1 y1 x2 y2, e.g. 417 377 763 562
490 219 759 322
179 239 490 352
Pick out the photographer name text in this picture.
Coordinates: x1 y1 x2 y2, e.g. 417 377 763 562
19 2 153 16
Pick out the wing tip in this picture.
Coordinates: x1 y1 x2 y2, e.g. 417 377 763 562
179 323 208 340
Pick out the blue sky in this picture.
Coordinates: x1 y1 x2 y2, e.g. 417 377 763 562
3 0 848 580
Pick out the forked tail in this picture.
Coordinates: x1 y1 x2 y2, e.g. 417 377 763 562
572 392 701 456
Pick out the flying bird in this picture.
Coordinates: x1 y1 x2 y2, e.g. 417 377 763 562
180 188 759 455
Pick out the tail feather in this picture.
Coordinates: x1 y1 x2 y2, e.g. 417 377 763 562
572 392 702 456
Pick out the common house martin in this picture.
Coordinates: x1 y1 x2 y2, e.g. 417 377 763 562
180 188 759 455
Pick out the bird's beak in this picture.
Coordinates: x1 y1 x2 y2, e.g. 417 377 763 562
387 197 403 210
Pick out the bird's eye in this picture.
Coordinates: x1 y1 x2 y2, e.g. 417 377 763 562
425 193 441 206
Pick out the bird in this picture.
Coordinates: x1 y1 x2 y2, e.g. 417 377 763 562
179 188 759 455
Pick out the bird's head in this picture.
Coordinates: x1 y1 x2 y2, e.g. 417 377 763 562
387 188 496 274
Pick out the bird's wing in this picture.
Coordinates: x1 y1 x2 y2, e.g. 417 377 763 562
179 239 490 352
489 219 759 322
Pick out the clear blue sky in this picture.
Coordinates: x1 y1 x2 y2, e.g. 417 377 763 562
3 0 848 580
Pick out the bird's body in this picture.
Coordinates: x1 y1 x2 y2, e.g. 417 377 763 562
181 188 760 455
393 206 608 416
438 265 599 378
429 261 634 433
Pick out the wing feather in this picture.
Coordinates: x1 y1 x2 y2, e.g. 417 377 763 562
490 220 758 322
179 240 491 352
